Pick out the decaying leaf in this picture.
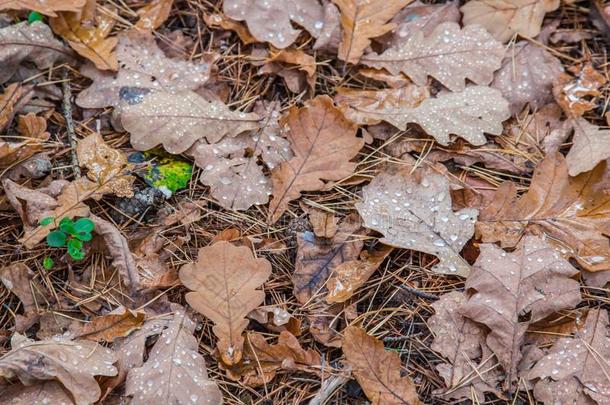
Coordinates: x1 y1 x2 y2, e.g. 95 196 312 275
75 306 145 342
223 0 324 48
334 0 412 64
362 22 504 91
135 0 174 30
553 64 607 117
0 333 117 405
342 326 422 405
76 31 213 109
125 306 223 404
0 22 71 85
528 309 610 404
356 168 478 276
0 0 86 16
477 152 610 272
50 0 118 70
566 117 610 176
268 95 363 223
326 244 393 303
429 291 502 400
461 235 581 389
179 241 272 365
0 381 75 405
1 113 50 168
491 42 563 114
122 90 260 154
461 0 561 43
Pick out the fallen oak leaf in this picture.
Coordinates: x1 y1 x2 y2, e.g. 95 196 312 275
179 241 272 365
342 326 422 405
74 306 145 342
553 63 606 117
0 113 50 168
134 0 174 31
565 117 610 176
0 381 75 405
0 263 48 333
0 0 86 17
0 83 34 132
204 12 257 45
268 95 363 223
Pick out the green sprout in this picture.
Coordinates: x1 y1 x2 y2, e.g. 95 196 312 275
42 217 94 261
43 257 54 270
27 11 43 24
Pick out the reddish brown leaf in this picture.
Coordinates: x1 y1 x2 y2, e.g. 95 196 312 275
75 306 145 342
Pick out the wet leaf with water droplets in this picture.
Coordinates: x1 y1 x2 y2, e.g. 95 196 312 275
0 0 86 16
179 241 271 365
356 167 478 277
135 0 174 31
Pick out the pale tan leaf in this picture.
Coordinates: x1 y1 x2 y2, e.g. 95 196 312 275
0 334 117 405
362 22 504 91
461 0 560 43
0 0 85 16
135 0 174 30
356 168 478 276
268 95 363 223
75 306 145 342
0 381 75 405
342 326 422 405
566 118 610 176
461 235 581 389
179 241 272 365
50 0 118 70
305 206 338 239
333 0 412 64
223 0 324 48
476 152 610 272
121 90 260 154
528 309 610 404
125 305 222 404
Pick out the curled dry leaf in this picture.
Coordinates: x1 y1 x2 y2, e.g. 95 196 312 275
122 90 260 154
477 152 610 272
0 263 47 333
76 31 213 109
356 168 478 277
0 333 117 405
528 309 610 404
566 117 610 176
135 0 174 31
50 0 118 71
429 291 502 400
75 306 145 342
363 22 504 92
491 42 563 114
0 22 71 85
268 95 363 223
125 306 223 405
0 0 86 16
179 241 272 365
461 235 581 390
342 326 422 405
0 113 50 168
553 64 607 117
0 381 75 405
0 83 34 132
461 0 561 43
333 0 412 64
204 12 257 45
223 0 324 48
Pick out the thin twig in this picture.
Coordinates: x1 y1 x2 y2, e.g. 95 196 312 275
62 69 80 177
400 285 440 301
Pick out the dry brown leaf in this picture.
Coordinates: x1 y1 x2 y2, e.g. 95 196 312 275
342 326 422 405
75 306 145 342
268 95 362 223
566 117 610 176
0 263 47 333
135 0 174 31
122 90 260 154
226 331 321 386
313 1 342 52
0 83 33 132
363 22 504 91
461 0 560 43
179 241 272 365
204 12 257 44
429 291 502 400
0 333 117 405
356 168 478 276
0 113 50 168
305 206 338 239
326 244 392 303
269 48 317 85
528 309 610 404
76 31 213 109
50 0 118 71
476 152 610 272
0 22 71 85
247 306 300 335
223 0 324 48
491 42 563 114
333 0 412 64
125 305 222 404
0 0 85 16
553 64 607 117
461 235 581 389
0 381 75 405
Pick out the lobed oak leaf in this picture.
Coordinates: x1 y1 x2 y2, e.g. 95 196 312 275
333 0 412 64
223 0 324 48
362 22 505 92
268 95 363 223
179 241 272 365
125 305 222 404
476 152 610 272
121 90 261 154
566 118 610 176
528 308 610 404
461 235 581 390
0 381 75 404
356 168 478 277
75 306 145 342
50 0 118 71
134 0 174 31
0 0 85 16
461 0 560 43
342 326 422 405
0 334 117 405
